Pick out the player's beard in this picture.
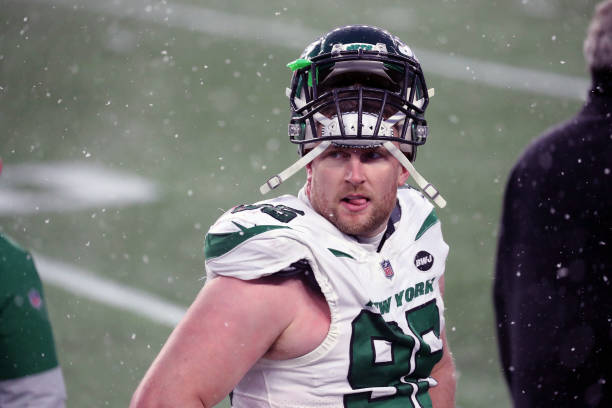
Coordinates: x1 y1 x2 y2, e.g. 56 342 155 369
310 186 397 237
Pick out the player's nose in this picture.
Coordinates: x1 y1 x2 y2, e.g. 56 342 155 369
344 156 366 185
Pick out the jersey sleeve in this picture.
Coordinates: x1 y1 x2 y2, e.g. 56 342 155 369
0 366 66 408
204 204 313 281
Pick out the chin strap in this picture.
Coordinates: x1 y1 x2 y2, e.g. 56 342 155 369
382 141 446 208
259 140 447 209
259 141 331 194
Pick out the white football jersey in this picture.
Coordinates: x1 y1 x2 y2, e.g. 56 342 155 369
205 187 449 408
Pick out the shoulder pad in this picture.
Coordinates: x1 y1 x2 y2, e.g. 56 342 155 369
205 195 314 281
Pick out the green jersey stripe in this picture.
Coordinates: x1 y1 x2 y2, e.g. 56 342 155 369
415 209 438 240
327 248 355 259
205 222 290 259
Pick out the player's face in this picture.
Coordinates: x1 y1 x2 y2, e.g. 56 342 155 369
306 144 409 237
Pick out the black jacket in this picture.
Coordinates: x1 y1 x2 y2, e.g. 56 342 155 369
494 69 612 408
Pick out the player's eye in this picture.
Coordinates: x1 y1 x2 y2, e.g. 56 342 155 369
362 151 383 161
326 150 347 159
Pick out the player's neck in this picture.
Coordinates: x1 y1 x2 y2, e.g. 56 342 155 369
355 229 386 252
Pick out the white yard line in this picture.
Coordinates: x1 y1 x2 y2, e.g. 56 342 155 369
1 161 178 327
0 162 158 215
22 0 589 100
36 254 187 327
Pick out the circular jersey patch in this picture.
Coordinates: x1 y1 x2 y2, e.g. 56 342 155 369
414 251 434 271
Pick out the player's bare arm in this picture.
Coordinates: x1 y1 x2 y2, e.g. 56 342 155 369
428 278 457 408
129 274 329 408
429 331 456 408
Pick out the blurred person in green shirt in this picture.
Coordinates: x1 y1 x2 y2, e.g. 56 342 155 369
0 158 67 407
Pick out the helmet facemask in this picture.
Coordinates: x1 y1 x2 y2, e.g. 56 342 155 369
287 50 429 160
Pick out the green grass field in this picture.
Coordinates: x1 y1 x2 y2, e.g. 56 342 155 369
0 0 598 406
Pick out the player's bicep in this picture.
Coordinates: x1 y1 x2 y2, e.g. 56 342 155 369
131 275 294 408
428 329 456 408
188 277 293 399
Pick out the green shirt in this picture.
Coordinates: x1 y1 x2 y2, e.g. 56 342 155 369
0 233 60 380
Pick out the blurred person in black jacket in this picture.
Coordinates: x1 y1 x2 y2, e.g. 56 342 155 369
494 1 612 407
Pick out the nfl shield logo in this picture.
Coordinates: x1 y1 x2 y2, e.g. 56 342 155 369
28 288 43 309
381 260 394 280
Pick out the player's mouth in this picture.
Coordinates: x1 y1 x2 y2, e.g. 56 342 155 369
340 195 370 212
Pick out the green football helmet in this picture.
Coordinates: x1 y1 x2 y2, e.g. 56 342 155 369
286 25 430 160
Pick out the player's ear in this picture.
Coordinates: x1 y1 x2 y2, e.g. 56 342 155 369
397 164 410 186
306 163 313 179
305 163 313 196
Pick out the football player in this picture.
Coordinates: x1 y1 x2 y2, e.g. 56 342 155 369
131 25 456 408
